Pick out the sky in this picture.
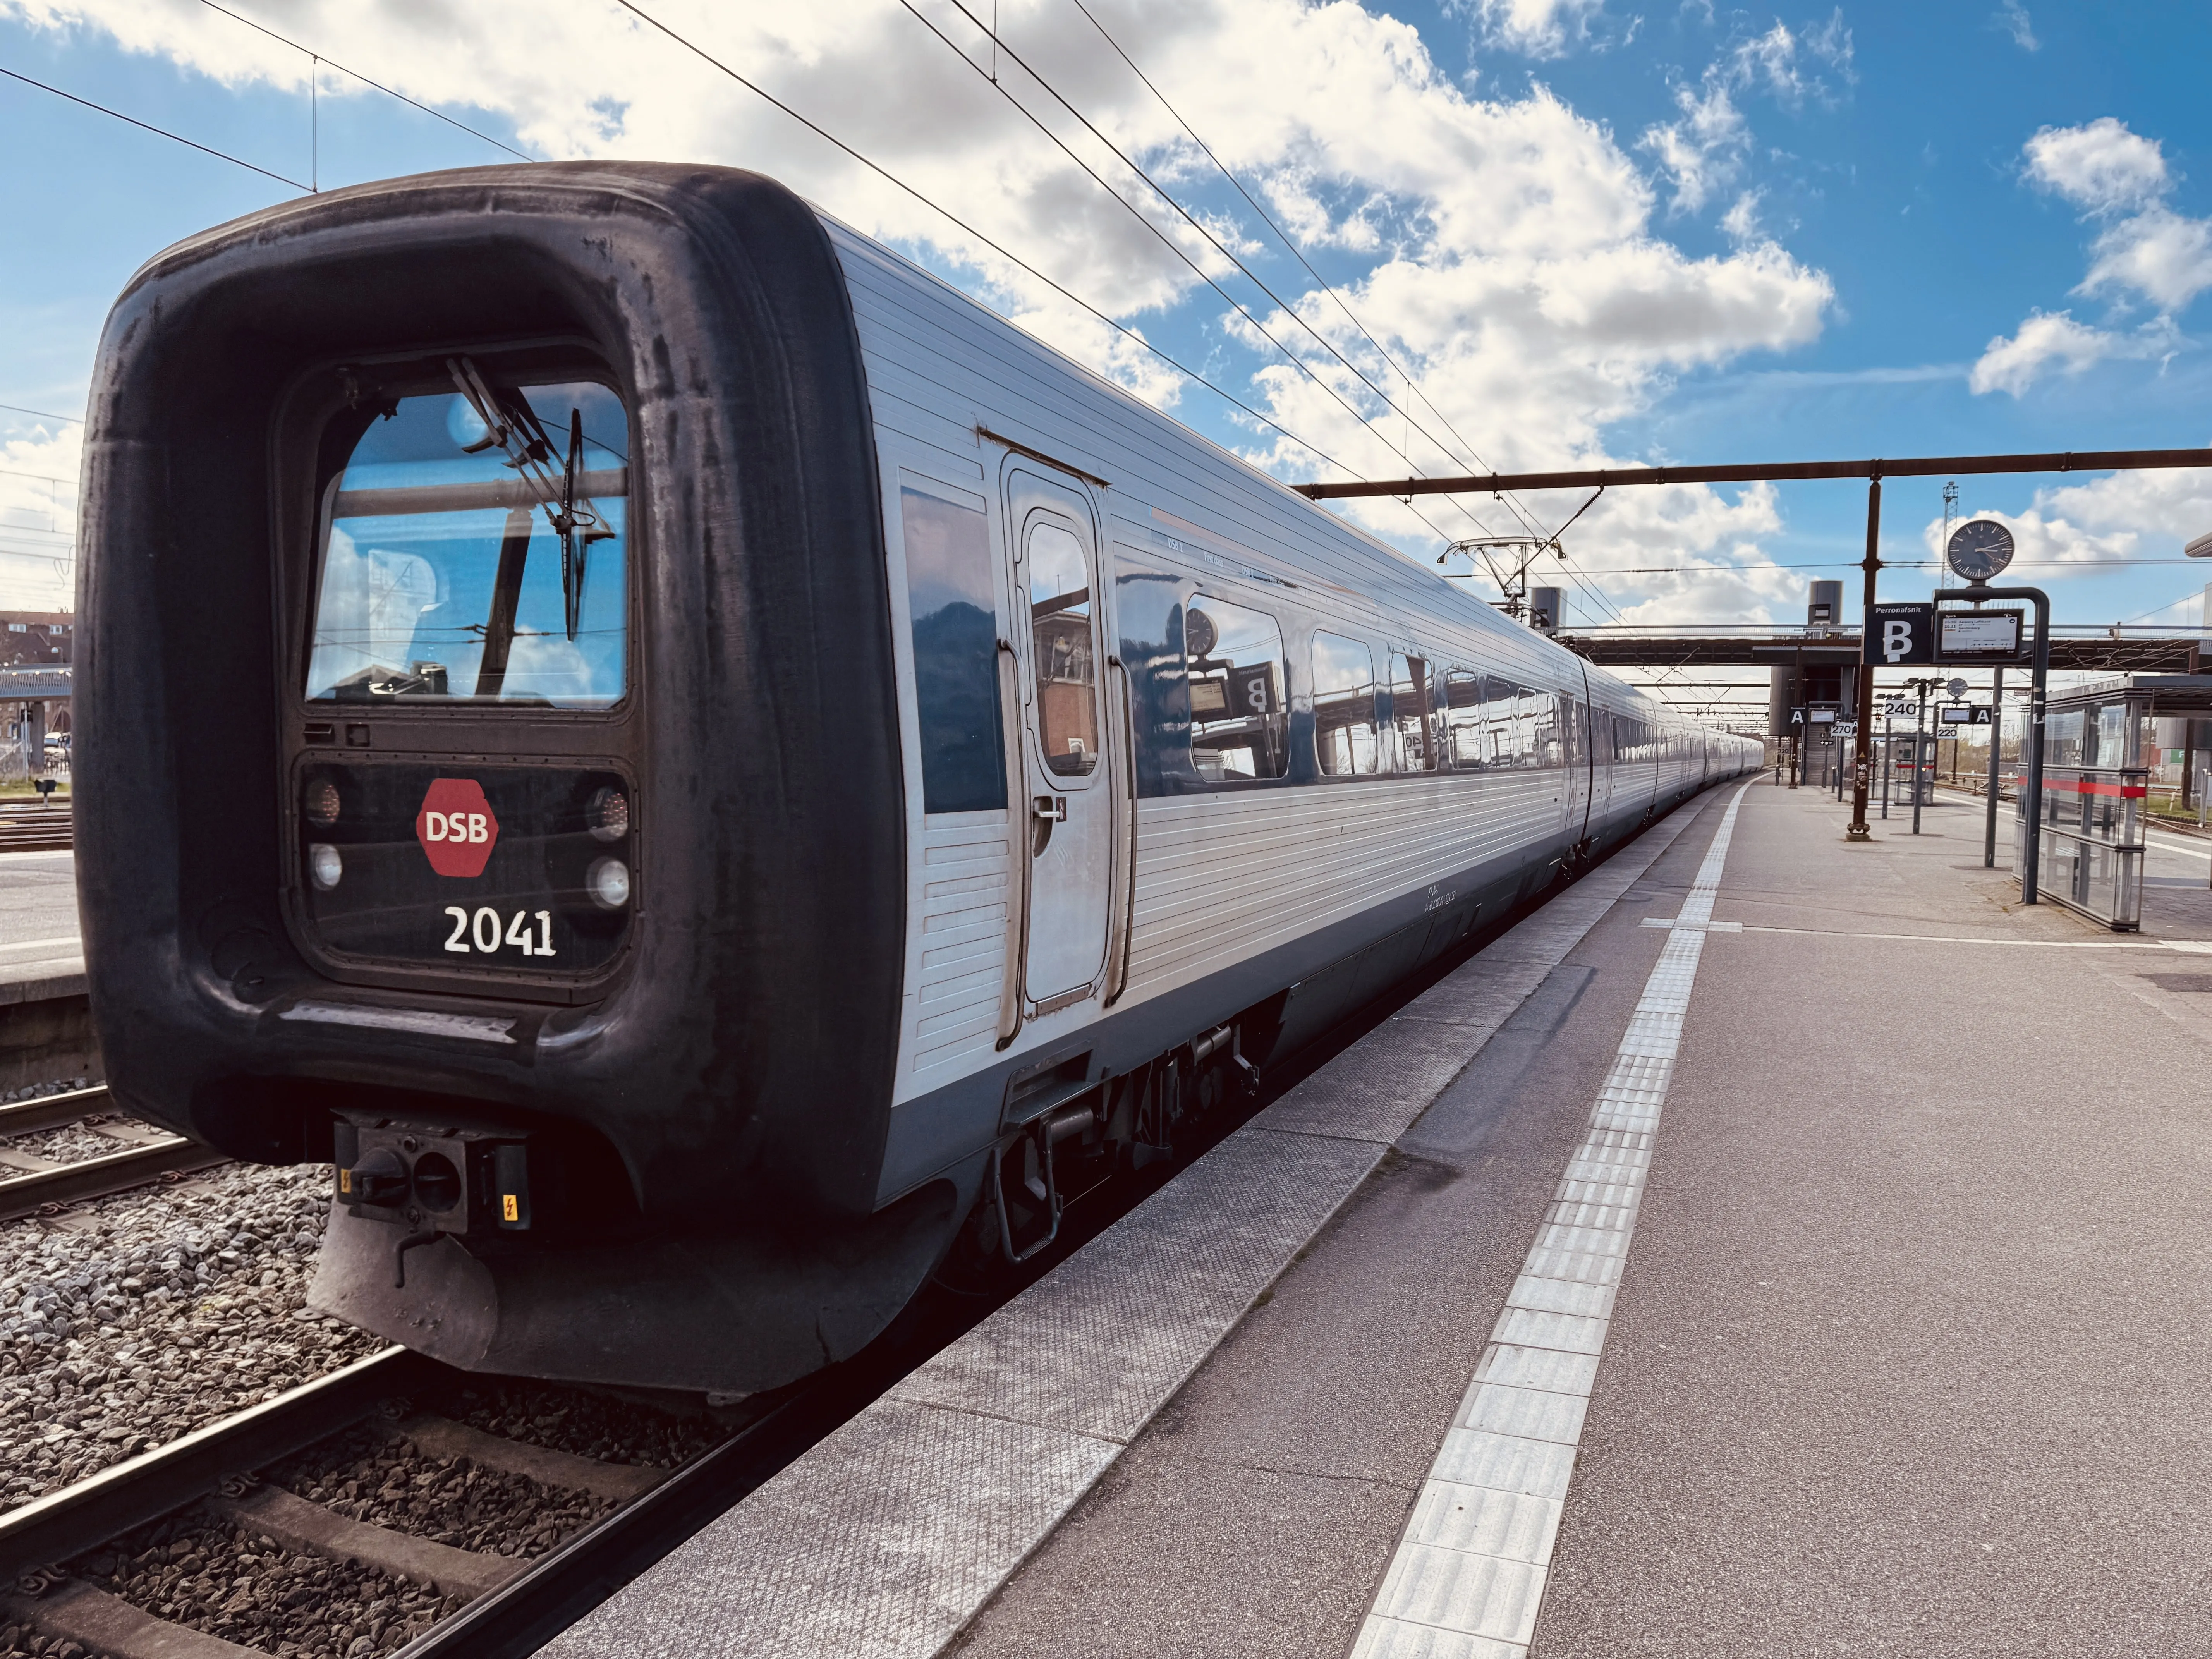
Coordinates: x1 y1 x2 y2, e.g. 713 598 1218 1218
3 0 2211 724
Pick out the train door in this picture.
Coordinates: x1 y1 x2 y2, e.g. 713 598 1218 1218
1003 465 1114 1010
1588 702 1614 833
1561 689 1591 850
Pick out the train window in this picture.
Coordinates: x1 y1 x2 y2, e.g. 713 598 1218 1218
1547 694 1575 768
1442 670 1482 767
1025 520 1100 779
1312 632 1378 776
307 376 628 708
1388 654 1435 773
1485 678 1543 769
902 484 1008 814
1186 594 1287 781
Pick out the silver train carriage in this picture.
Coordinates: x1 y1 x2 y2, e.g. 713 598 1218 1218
74 163 1759 1393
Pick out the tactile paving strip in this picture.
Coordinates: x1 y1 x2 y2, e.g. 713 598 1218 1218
539 804 1710 1659
1350 780 1756 1659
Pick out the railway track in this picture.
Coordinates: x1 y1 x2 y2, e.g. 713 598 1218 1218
0 809 71 854
0 821 1694 1657
0 1345 858 1659
0 1087 228 1225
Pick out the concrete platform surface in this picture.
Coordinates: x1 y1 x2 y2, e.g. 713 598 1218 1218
539 792 1729 1659
0 850 81 994
947 782 2212 1659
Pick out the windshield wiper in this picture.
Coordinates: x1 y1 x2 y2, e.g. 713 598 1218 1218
447 357 613 642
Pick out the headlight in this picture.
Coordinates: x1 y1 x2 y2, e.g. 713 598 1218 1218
586 785 630 842
587 856 630 910
308 843 343 890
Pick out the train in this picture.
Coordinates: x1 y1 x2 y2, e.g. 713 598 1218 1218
75 162 1759 1394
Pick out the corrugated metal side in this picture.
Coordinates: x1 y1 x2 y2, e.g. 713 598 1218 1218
831 226 1565 677
824 214 1751 1104
1126 773 1559 1003
909 824 1013 1082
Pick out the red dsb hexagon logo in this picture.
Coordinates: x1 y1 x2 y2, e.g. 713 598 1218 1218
416 779 499 878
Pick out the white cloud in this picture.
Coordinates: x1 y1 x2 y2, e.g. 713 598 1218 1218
1979 118 2208 394
2081 207 2212 313
0 423 81 612
1460 0 1607 58
1640 82 1749 215
1967 309 2177 397
1719 189 1765 243
1724 12 1853 108
2024 117 2169 214
1994 0 2038 51
0 0 1838 624
1638 11 1853 218
1920 462 2212 573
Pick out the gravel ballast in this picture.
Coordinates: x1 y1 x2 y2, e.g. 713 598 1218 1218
446 1381 726 1468
0 1121 119 1172
68 1508 462 1659
280 1423 621 1558
0 1161 385 1511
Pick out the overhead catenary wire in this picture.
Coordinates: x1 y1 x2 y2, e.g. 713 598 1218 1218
1058 0 1562 548
608 0 1382 488
0 65 309 190
194 0 532 164
891 0 1489 533
915 2 1488 491
899 0 1535 553
0 404 81 426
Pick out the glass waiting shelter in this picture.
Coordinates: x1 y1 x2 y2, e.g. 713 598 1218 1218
2014 673 2212 930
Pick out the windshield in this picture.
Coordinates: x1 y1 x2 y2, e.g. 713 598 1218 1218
306 368 629 708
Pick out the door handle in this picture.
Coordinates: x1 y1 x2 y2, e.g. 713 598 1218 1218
1033 795 1067 823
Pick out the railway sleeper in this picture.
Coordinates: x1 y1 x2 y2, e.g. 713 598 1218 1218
386 1412 665 1505
211 1483 524 1602
1 1392 685 1659
3 1576 260 1659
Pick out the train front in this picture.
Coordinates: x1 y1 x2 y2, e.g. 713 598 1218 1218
73 163 948 1393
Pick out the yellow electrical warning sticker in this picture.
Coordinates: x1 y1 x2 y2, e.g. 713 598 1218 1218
502 1194 519 1222
338 1169 351 1194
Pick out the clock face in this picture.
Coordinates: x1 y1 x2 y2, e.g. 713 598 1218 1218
1946 519 2015 583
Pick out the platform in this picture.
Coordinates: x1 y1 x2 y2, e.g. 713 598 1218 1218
544 782 2212 1657
0 850 82 996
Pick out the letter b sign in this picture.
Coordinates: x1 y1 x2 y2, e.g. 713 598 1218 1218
1863 603 1935 666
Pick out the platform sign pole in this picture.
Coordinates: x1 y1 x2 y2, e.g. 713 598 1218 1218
1984 665 2004 867
1911 683 1928 835
1937 583 2049 902
1847 478 1881 840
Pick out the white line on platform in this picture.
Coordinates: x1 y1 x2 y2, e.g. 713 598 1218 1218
1731 924 2209 951
1351 778 1756 1659
537 797 1726 1659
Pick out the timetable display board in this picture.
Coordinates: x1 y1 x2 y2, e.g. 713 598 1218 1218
1936 609 2026 663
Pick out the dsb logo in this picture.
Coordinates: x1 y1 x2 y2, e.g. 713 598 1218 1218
416 779 500 878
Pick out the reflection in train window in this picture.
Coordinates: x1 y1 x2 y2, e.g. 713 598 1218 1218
1026 520 1099 779
1482 677 1537 768
1389 653 1434 773
901 484 1006 814
1443 670 1482 767
1312 632 1378 775
1186 594 1287 781
308 378 629 707
1553 694 1579 768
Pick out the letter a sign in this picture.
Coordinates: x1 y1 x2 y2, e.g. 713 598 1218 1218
1863 602 1936 666
417 778 500 877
